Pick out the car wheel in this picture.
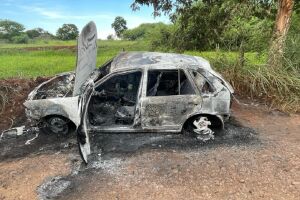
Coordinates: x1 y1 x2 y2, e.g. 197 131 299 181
42 116 70 135
184 116 214 142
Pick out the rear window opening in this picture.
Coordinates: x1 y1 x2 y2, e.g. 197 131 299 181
147 69 195 96
190 70 214 94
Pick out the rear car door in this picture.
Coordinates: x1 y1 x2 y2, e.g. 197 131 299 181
141 69 202 130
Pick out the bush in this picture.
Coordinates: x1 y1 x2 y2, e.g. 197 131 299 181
123 28 146 40
148 24 175 51
123 23 168 41
209 52 300 113
11 34 29 44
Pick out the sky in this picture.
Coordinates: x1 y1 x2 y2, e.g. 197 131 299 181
1 0 169 39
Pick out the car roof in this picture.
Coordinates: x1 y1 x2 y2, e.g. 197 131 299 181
110 51 212 72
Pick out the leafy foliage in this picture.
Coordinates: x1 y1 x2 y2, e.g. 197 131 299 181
221 2 273 52
131 0 193 17
122 23 166 40
131 0 276 52
26 28 54 39
0 20 25 41
111 16 128 38
56 24 79 40
107 34 114 40
11 33 29 44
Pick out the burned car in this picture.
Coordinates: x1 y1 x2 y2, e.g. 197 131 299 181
24 22 234 163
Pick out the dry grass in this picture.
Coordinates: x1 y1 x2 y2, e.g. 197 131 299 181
0 85 16 113
210 53 300 113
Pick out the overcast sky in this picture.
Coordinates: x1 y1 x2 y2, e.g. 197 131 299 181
1 0 169 39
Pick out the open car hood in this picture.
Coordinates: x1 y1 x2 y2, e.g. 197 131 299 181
73 21 98 96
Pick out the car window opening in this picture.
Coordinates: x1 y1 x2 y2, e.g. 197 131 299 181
147 69 195 96
88 71 142 126
190 70 214 93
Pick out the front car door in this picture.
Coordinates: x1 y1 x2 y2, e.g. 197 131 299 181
76 21 97 163
87 70 143 130
140 68 202 131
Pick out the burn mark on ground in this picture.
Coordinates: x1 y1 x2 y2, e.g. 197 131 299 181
35 117 260 199
0 133 77 161
89 117 259 156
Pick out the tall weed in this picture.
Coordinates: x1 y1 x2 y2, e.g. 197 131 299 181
209 52 300 113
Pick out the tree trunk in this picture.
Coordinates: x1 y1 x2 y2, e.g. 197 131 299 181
268 0 294 68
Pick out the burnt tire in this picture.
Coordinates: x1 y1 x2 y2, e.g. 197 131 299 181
41 116 70 135
183 116 214 142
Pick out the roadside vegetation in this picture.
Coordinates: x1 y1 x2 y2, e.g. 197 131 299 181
0 0 299 112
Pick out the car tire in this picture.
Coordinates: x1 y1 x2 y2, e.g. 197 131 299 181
41 116 70 135
183 116 214 142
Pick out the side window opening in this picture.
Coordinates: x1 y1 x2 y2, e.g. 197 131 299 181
190 70 214 94
179 70 195 95
88 71 142 126
147 69 195 96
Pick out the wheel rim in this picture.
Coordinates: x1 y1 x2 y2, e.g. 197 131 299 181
192 117 214 141
48 117 69 134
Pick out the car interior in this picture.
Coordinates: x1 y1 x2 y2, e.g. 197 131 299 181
147 69 195 96
88 71 142 126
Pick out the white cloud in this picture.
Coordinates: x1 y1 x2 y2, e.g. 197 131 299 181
20 5 115 20
18 4 169 39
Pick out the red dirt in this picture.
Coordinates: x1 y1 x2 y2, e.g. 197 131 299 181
0 154 71 200
0 79 299 200
0 77 48 132
3 45 77 52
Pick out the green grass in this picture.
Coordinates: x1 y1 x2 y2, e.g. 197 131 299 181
0 40 150 78
184 51 267 66
0 39 268 78
0 39 299 112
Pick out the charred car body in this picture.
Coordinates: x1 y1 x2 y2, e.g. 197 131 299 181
24 22 234 163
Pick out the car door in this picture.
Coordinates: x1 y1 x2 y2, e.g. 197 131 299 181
77 80 94 163
88 70 143 128
73 21 97 96
140 69 202 131
75 21 97 163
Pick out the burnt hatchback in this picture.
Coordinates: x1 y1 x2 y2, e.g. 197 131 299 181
24 22 234 163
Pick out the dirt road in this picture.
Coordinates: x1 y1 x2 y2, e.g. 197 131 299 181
0 100 299 200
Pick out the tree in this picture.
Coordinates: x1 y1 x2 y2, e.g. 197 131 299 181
107 34 114 40
132 0 295 68
268 0 295 67
111 16 128 38
26 28 46 39
0 20 25 40
56 24 79 40
131 0 193 19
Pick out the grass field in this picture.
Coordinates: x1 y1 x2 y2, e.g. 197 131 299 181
0 39 299 112
0 40 266 78
0 40 149 78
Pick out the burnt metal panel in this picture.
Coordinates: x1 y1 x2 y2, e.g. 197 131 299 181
73 21 98 96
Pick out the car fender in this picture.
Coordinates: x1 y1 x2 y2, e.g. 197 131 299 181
24 96 80 126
